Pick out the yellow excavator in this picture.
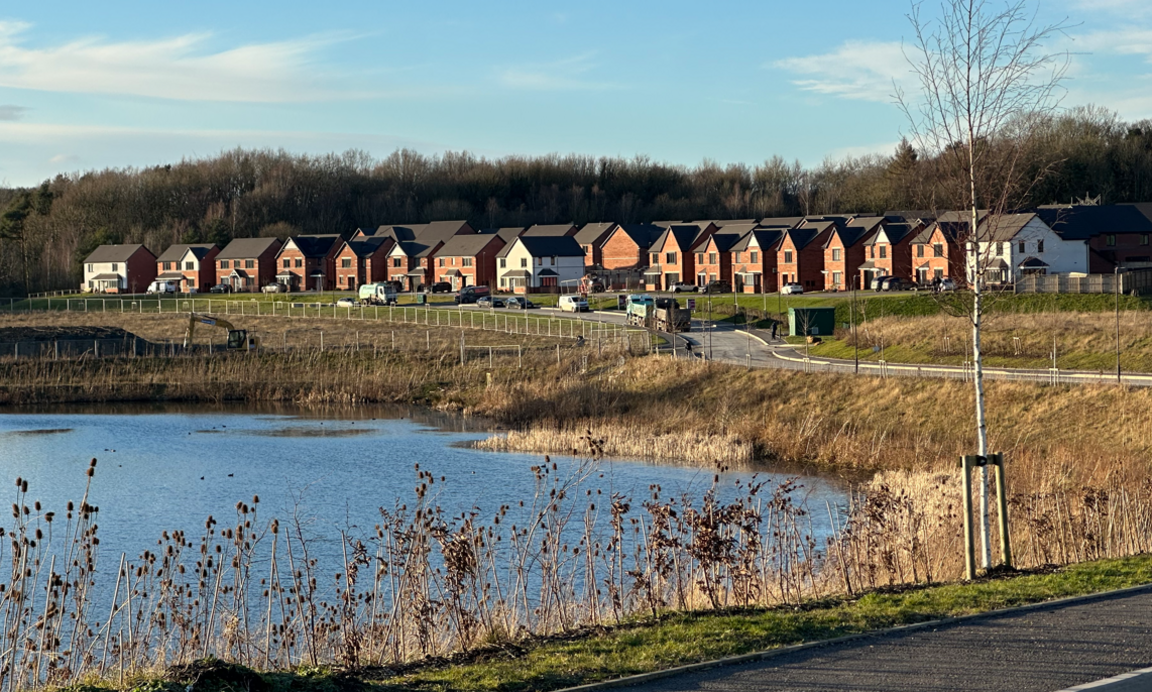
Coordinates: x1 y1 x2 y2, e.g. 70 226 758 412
183 313 260 351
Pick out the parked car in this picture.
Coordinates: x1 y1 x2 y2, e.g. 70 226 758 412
476 296 505 308
559 295 589 312
880 276 905 291
780 283 804 295
427 282 453 294
869 276 889 291
454 285 491 304
262 283 284 293
670 282 695 293
209 284 233 294
504 297 536 309
336 297 357 308
147 280 179 295
698 280 731 294
939 278 957 291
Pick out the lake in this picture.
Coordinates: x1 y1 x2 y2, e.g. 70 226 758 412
0 406 848 567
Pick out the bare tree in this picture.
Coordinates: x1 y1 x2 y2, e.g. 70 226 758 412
898 0 1069 571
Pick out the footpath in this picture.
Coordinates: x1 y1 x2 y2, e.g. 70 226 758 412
597 586 1152 692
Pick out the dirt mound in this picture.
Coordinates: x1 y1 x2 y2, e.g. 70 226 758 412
165 658 270 692
0 326 146 343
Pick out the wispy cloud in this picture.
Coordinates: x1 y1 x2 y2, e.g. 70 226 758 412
0 104 26 120
0 20 368 103
498 52 620 91
1071 28 1152 60
771 40 913 103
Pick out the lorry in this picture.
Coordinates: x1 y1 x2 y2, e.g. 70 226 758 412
358 282 398 306
625 294 690 332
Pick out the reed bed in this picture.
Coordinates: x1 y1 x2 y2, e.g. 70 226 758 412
473 424 755 467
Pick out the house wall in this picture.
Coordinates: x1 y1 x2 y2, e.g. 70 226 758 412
644 233 701 290
912 228 964 285
276 240 339 291
694 238 732 286
777 233 825 290
601 229 648 271
969 218 1087 283
83 248 157 293
822 235 866 291
731 244 777 293
1088 233 1152 272
497 242 584 293
178 247 220 292
385 249 416 287
334 245 366 290
434 241 504 289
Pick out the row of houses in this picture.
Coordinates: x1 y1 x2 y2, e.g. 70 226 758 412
80 203 1152 294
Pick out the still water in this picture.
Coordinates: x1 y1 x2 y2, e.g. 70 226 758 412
0 406 849 569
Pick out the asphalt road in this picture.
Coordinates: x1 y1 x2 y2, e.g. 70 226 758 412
615 587 1152 692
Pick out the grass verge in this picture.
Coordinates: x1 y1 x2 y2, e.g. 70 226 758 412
65 554 1152 692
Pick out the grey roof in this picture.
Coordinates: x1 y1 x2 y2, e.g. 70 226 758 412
1019 256 1049 267
522 224 578 237
755 217 806 229
732 229 783 253
871 222 916 245
217 237 282 260
703 233 743 253
369 225 423 242
89 273 122 281
437 233 504 257
653 224 707 253
341 237 391 258
538 268 559 276
497 235 584 258
479 226 528 243
781 228 823 250
977 213 1040 243
502 269 532 279
283 234 342 258
417 220 473 245
616 224 666 249
1038 205 1152 241
574 222 618 246
84 244 154 263
157 243 215 263
156 272 185 280
823 225 872 249
393 240 439 258
912 220 967 245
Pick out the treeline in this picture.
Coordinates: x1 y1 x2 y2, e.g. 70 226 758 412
2 105 1152 294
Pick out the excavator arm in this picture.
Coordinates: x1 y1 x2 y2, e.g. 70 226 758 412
184 313 255 350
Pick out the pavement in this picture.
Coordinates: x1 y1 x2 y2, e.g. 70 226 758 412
610 587 1152 692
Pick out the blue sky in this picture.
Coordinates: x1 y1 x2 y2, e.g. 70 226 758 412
0 0 1149 186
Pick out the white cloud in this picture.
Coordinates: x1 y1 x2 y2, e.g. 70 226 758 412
0 20 365 103
1071 28 1152 60
771 40 914 103
498 52 620 91
827 140 902 160
48 153 79 164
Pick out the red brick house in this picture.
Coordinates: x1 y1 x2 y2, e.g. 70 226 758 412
644 223 717 290
910 221 966 285
777 226 831 291
1039 205 1152 273
731 230 784 293
215 237 282 292
693 232 744 287
433 233 506 289
81 244 157 294
275 235 343 292
154 243 218 293
860 220 919 286
334 236 394 291
386 240 444 291
574 222 618 268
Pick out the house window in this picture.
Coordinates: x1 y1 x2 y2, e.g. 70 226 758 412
220 260 229 269
784 250 793 263
188 278 196 288
1107 234 1116 246
666 252 676 264
341 258 352 268
162 262 171 271
832 248 841 262
696 252 705 264
583 245 590 255
295 258 303 268
283 259 291 268
651 253 659 264
463 257 473 267
499 258 506 268
245 259 254 269
917 245 925 258
1143 235 1149 246
393 258 403 268
87 264 93 272
521 258 528 268
870 246 875 259
995 243 1003 257
750 251 758 263
550 256 556 265
832 271 842 286
1018 241 1026 253
933 243 944 257
111 263 118 271
1037 240 1045 253
439 258 445 267
709 252 717 264
535 257 542 266
879 246 887 259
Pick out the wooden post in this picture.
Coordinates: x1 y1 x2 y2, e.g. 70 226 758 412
993 453 1012 568
961 455 976 581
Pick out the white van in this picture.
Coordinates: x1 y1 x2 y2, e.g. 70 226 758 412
147 280 179 294
559 295 589 313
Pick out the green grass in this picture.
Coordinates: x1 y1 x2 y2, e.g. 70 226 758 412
61 554 1152 692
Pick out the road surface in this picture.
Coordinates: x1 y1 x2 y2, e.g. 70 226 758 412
615 587 1152 692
